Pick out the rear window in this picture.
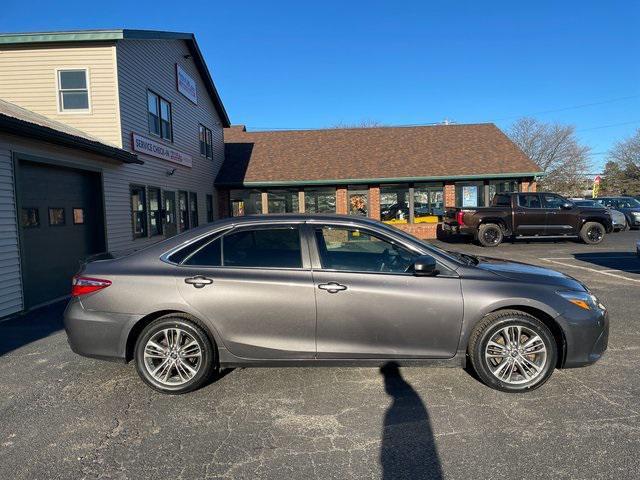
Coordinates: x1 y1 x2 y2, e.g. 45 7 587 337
492 194 511 207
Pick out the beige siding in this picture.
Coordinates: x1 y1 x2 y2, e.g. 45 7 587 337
0 137 23 316
0 43 122 146
109 38 225 254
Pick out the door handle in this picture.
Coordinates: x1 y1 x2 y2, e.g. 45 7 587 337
185 275 213 288
318 282 347 293
548 211 557 215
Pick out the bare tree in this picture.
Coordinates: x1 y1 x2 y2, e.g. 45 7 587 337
507 118 592 196
601 129 640 195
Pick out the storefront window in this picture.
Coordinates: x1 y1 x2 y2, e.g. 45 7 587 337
413 183 444 222
230 189 262 216
380 184 410 224
189 192 199 228
455 182 485 208
348 186 368 216
178 190 189 231
148 187 162 236
304 188 336 213
131 185 147 238
267 189 299 213
488 179 519 204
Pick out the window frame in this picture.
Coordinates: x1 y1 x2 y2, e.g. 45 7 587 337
199 124 214 159
206 194 214 223
72 207 85 225
48 207 66 227
178 190 190 231
189 192 199 228
517 193 544 209
56 68 91 113
147 90 173 141
148 186 163 236
130 184 148 239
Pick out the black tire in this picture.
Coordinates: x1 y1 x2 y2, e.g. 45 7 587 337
134 315 216 394
477 223 503 247
580 221 605 244
468 310 557 393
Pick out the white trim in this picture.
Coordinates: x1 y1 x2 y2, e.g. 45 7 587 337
55 67 92 114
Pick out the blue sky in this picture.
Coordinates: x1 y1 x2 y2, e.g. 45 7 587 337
2 0 638 170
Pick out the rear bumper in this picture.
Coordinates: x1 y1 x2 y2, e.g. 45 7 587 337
443 222 475 236
63 298 142 362
561 307 609 368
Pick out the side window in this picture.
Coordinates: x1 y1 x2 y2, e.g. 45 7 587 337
223 227 302 268
58 69 90 111
492 194 511 207
517 194 541 209
183 238 222 266
542 194 566 209
314 226 417 273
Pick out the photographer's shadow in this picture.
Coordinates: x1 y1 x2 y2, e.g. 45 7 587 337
380 362 443 480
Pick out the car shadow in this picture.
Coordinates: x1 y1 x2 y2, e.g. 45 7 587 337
379 362 443 480
573 252 640 274
0 300 66 357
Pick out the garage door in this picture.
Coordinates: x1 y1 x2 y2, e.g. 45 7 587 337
17 160 105 310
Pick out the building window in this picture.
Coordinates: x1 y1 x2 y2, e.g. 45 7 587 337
148 187 163 236
199 125 213 159
131 186 147 238
304 188 336 213
178 191 189 231
73 208 85 225
455 182 485 208
413 183 444 222
267 189 299 213
206 194 214 222
189 192 199 228
348 186 368 217
57 69 90 111
21 208 40 228
488 180 519 204
147 91 172 141
380 184 410 224
48 208 65 226
230 189 263 216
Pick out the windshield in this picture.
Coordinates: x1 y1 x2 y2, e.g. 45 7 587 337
620 198 640 208
575 200 603 208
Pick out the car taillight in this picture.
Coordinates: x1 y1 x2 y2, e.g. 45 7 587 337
71 276 112 297
456 210 465 226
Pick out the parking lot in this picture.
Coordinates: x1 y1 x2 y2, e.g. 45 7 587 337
1 230 639 480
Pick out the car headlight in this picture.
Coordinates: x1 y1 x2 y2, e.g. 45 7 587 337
557 290 605 311
632 212 640 218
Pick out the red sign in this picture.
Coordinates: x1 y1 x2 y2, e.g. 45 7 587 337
594 175 601 184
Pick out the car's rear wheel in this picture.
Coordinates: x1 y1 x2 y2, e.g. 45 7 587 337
477 223 503 247
134 315 215 394
580 222 605 244
468 310 557 392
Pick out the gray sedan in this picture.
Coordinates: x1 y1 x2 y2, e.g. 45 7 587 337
64 215 608 394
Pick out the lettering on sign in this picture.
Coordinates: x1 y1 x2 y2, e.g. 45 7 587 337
176 64 197 104
131 133 192 167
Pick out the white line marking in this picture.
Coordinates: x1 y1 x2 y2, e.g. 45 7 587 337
602 269 640 273
541 258 640 283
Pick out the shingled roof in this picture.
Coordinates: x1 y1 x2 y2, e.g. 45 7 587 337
219 123 541 187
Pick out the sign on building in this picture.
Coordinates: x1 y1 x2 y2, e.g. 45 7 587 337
131 133 192 167
176 64 197 104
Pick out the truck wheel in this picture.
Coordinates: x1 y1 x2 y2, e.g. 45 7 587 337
478 223 503 247
580 222 605 244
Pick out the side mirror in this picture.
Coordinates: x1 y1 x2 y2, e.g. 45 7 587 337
413 255 438 277
561 202 573 210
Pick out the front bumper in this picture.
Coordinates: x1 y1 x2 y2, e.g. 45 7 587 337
63 298 142 362
560 306 609 368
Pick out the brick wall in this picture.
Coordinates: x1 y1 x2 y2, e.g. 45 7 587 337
336 186 348 214
368 185 381 220
444 183 456 207
394 223 438 239
529 181 537 192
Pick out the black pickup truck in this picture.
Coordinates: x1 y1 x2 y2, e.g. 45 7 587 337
443 192 613 247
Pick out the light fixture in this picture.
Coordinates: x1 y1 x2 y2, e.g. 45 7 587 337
166 168 176 176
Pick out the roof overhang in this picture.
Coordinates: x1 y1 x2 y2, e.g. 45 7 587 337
0 29 231 128
217 172 545 188
0 113 142 164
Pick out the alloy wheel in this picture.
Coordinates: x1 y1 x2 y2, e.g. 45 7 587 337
484 325 547 385
143 328 203 386
587 226 603 242
483 227 500 245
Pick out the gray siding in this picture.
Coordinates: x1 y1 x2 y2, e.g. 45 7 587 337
0 139 22 316
109 38 225 254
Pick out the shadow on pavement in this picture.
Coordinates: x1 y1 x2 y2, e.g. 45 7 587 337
574 252 640 274
379 362 443 480
0 300 66 356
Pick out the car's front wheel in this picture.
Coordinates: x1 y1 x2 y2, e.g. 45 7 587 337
134 315 215 394
580 221 605 244
468 310 557 392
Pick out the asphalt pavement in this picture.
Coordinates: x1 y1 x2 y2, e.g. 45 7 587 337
1 230 639 479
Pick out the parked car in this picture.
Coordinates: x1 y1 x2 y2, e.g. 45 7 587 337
443 192 613 247
594 197 640 230
64 214 609 394
572 199 627 231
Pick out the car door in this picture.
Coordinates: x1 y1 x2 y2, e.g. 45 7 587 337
175 224 317 359
541 193 576 234
513 193 547 235
308 224 463 359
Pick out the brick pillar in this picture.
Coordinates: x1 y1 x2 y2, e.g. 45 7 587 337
336 186 348 214
444 183 456 208
218 189 230 218
520 181 530 192
529 181 537 192
261 192 269 214
368 185 381 220
298 191 305 213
